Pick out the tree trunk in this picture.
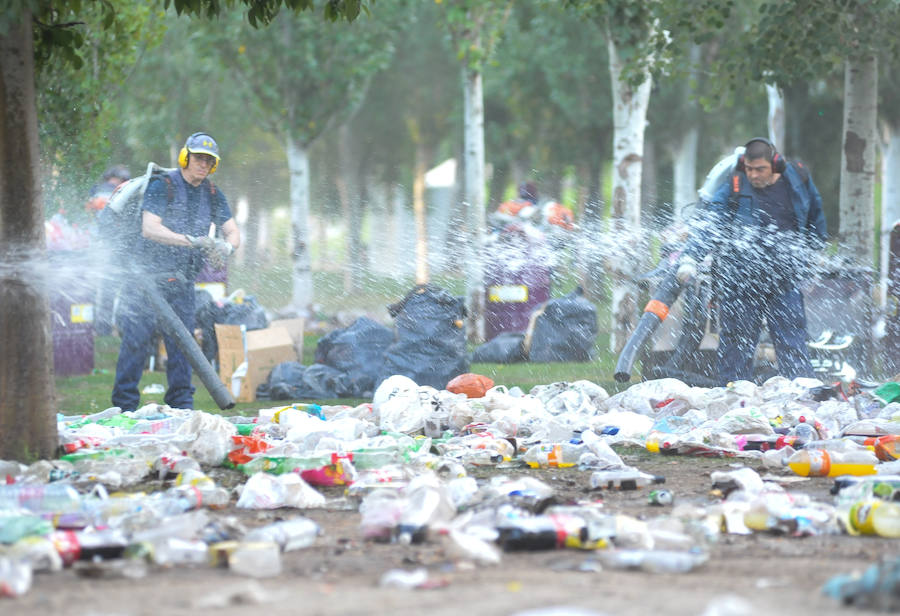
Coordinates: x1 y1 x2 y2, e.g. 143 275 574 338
672 125 698 221
462 64 486 343
607 34 653 353
766 83 786 149
880 119 900 307
286 136 314 313
839 56 878 268
336 124 360 294
0 15 57 461
413 141 430 284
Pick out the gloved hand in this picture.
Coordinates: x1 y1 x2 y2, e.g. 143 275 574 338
676 255 697 283
185 234 215 251
205 238 234 270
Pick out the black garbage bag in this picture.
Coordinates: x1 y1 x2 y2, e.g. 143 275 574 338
380 284 468 389
526 288 598 362
471 332 526 364
256 361 345 401
315 317 393 396
256 361 306 401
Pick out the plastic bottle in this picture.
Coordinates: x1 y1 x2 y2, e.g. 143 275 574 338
645 431 682 454
846 500 900 537
598 549 708 573
730 434 804 452
0 558 32 598
590 469 665 490
496 513 588 551
245 517 320 552
0 483 82 513
787 448 878 477
788 421 819 442
228 541 282 577
395 485 454 544
521 442 585 468
873 435 900 461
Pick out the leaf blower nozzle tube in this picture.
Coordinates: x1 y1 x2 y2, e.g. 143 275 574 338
614 271 684 383
138 278 236 410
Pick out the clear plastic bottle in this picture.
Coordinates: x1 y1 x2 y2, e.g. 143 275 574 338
229 541 282 577
787 448 878 477
245 517 320 552
0 558 33 597
590 469 665 490
395 484 454 545
597 549 708 573
0 483 82 513
521 442 584 468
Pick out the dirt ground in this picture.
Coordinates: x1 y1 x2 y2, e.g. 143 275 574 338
6 450 895 616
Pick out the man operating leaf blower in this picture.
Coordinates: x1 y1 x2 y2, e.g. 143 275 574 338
675 137 828 383
111 132 240 411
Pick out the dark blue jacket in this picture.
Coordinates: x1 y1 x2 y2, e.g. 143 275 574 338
141 169 232 278
684 161 828 293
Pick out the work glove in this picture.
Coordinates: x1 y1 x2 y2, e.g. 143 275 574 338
675 255 697 283
186 234 215 252
205 238 234 270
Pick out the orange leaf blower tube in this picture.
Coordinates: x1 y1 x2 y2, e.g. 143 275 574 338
614 271 685 383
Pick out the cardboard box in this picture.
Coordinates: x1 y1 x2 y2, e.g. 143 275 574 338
269 317 305 362
215 323 299 403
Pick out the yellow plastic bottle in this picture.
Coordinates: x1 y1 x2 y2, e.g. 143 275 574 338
787 449 878 477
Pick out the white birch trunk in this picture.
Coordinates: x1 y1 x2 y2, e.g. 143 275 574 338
463 64 486 343
607 34 653 353
880 121 900 307
839 56 878 267
766 84 786 149
413 142 430 284
286 136 314 313
672 126 698 221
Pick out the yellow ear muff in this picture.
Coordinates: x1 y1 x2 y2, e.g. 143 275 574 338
178 146 189 168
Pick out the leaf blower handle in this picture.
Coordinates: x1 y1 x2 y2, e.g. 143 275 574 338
676 255 698 284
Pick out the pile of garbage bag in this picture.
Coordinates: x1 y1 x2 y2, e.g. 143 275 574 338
2 374 900 599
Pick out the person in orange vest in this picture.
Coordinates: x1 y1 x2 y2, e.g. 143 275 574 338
497 181 539 217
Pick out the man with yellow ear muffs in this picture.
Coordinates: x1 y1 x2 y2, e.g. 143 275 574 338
111 131 241 412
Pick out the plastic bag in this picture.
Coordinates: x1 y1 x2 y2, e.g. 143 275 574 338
176 411 238 466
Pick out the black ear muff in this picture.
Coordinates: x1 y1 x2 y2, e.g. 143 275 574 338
743 137 786 174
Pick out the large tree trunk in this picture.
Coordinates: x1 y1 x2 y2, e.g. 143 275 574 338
0 16 57 461
607 34 653 353
286 136 314 313
462 64 486 343
880 119 900 307
839 56 878 267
